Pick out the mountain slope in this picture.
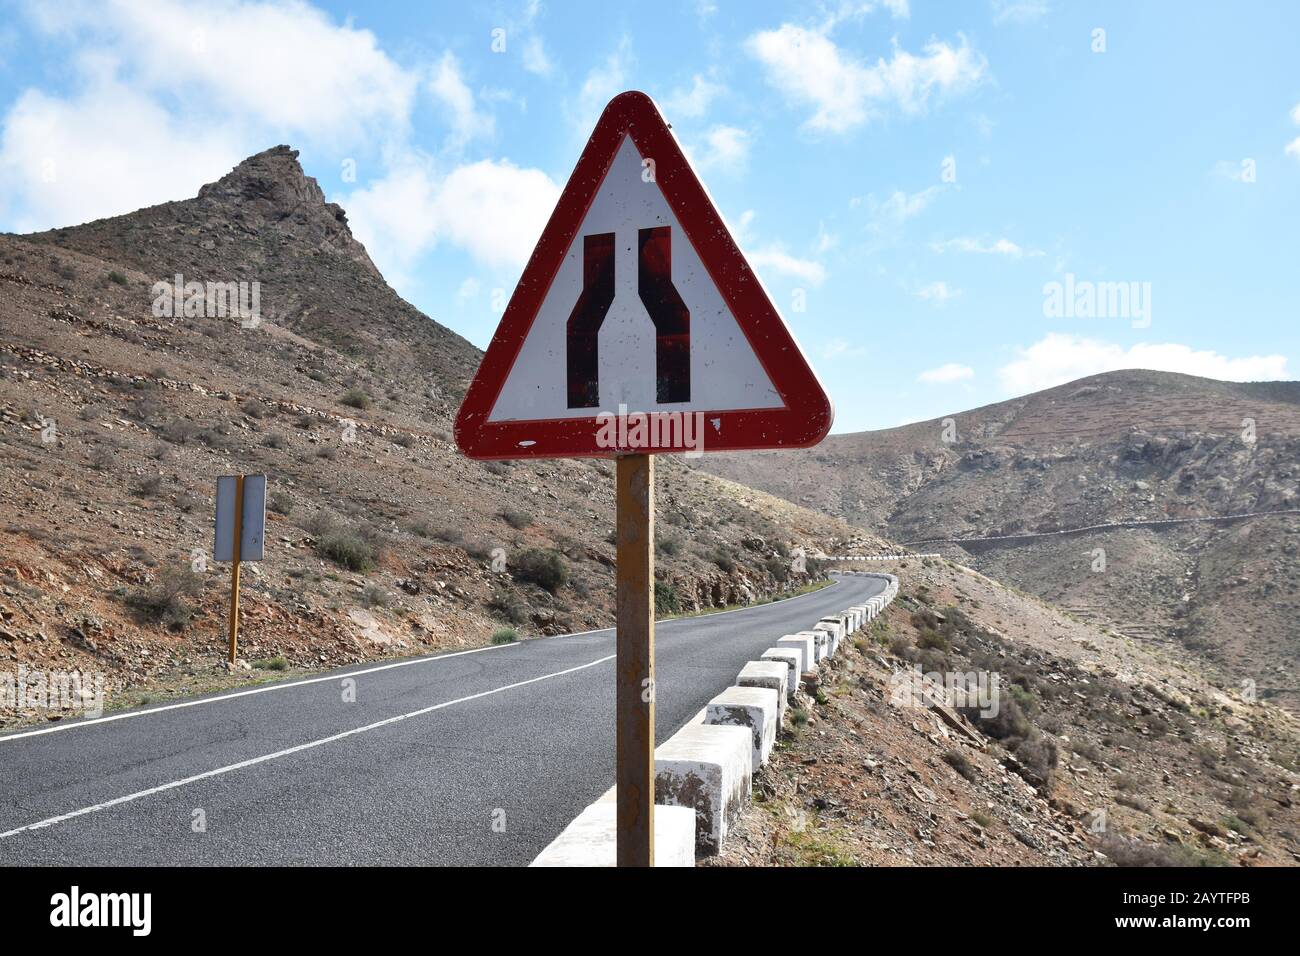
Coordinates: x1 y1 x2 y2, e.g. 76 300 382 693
0 146 882 722
695 371 1300 706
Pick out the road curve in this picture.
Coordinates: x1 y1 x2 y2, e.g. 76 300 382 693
0 574 885 866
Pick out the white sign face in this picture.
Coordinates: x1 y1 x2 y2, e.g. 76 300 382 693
487 135 781 424
214 474 266 562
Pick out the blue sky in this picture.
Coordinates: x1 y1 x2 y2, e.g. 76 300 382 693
0 0 1296 432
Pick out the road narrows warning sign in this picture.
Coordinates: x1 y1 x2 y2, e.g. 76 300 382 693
455 90 832 460
455 91 835 868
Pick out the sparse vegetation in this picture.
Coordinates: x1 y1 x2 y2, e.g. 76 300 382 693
339 387 371 410
500 510 532 530
124 565 204 631
512 548 567 593
492 627 519 644
488 591 528 626
654 581 681 615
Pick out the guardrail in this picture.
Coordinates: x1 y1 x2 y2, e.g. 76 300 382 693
531 570 900 866
827 553 941 561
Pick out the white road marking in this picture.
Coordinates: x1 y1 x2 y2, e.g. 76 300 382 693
0 578 855 744
0 641 521 744
0 653 616 840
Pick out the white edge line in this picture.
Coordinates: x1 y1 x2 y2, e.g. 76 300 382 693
0 575 857 743
541 574 847 640
0 653 616 840
0 641 521 744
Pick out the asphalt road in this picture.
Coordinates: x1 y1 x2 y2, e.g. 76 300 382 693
0 574 885 866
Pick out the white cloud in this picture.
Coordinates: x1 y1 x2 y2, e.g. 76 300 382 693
916 280 961 305
521 35 553 76
919 362 973 383
343 158 560 285
429 52 493 147
815 222 838 253
864 185 945 224
1213 159 1255 182
1287 137 1300 161
747 24 986 133
823 339 867 360
692 125 751 172
0 76 244 231
931 236 1042 257
42 0 416 146
748 245 828 285
0 0 422 230
664 74 726 119
998 334 1290 394
991 1 1049 23
733 209 757 245
571 40 631 135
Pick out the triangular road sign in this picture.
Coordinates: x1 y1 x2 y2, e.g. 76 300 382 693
455 90 833 460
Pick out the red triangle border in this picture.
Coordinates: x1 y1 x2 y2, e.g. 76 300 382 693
455 90 834 460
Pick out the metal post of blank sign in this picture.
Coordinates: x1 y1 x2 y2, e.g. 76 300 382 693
615 453 654 867
227 474 244 666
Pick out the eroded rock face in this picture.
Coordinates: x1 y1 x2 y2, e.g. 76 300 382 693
196 146 380 279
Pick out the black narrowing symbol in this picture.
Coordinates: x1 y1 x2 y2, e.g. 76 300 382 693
638 226 691 404
564 227 692 409
566 232 616 409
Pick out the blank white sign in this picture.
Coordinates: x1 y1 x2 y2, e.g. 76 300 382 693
214 474 266 562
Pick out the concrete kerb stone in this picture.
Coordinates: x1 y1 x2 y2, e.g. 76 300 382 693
705 685 780 773
530 798 696 867
814 620 843 657
798 629 830 662
737 660 789 721
654 723 752 854
760 647 802 698
776 633 816 674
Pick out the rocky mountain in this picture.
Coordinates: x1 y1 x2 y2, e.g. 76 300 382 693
0 146 878 719
696 371 1300 707
2 147 1297 866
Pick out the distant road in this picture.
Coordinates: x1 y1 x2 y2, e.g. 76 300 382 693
902 508 1300 546
0 574 885 866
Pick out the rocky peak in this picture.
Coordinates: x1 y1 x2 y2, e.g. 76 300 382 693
196 145 380 279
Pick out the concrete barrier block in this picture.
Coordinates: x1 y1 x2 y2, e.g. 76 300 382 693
798 628 830 662
737 660 789 721
776 633 816 673
761 647 802 697
654 724 752 854
530 800 696 867
705 685 780 773
814 621 842 657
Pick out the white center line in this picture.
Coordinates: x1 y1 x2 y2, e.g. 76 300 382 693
0 577 854 742
0 653 616 841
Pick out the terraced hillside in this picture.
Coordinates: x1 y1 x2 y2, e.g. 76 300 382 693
697 371 1300 707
